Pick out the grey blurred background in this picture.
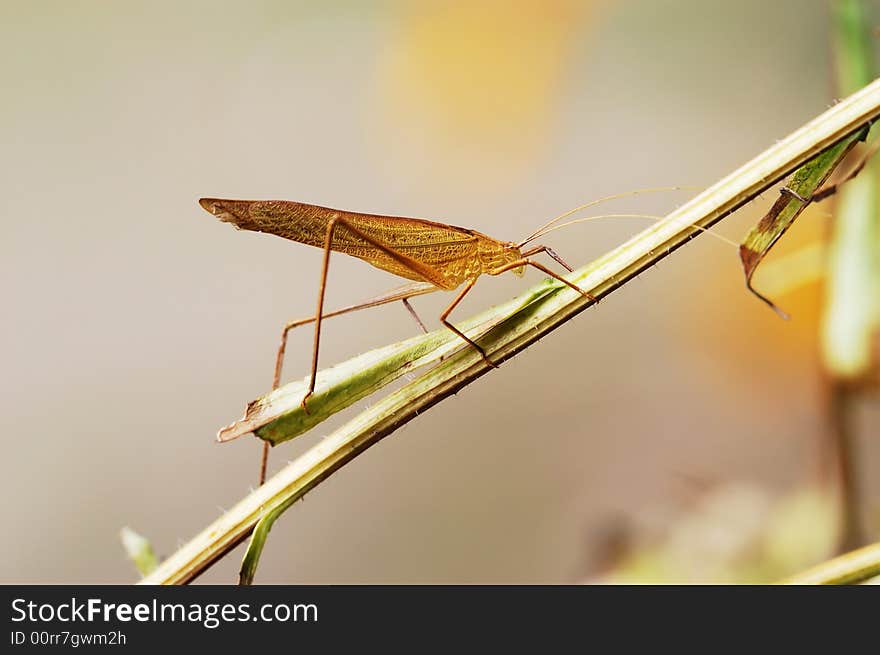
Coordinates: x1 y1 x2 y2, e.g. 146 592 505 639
1 0 863 583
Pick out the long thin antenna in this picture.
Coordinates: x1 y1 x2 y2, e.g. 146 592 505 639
517 185 700 247
523 212 740 248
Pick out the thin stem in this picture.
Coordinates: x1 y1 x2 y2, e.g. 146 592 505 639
783 540 880 584
828 384 864 551
820 0 879 552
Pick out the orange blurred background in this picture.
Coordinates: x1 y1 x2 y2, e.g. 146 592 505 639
1 0 871 583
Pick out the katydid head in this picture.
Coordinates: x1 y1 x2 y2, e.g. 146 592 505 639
199 198 259 231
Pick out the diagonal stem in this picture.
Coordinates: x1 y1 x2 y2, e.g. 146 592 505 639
782 539 880 584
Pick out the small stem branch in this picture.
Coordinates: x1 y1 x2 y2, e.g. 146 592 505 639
140 78 880 585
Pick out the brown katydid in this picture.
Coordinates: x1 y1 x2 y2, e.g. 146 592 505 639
200 189 697 484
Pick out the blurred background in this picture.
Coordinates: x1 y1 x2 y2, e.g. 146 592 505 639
2 0 878 583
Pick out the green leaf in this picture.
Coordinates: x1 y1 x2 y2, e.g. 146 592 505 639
740 0 877 321
120 527 159 577
239 504 289 585
739 131 867 318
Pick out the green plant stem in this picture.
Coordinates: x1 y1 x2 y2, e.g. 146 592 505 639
828 384 864 550
783 540 880 584
139 77 880 585
822 0 879 552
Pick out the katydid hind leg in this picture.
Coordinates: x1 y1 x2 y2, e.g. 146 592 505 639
303 216 446 411
272 281 436 390
256 216 337 486
260 282 434 487
257 218 338 485
301 216 343 415
262 215 449 484
259 442 270 487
